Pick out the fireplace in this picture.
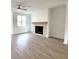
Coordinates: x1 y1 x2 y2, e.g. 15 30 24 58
35 26 43 34
32 21 48 37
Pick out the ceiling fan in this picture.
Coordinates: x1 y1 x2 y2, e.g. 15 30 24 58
17 0 30 11
17 4 28 11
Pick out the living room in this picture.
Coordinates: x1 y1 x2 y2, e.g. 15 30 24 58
11 0 68 59
1 0 79 59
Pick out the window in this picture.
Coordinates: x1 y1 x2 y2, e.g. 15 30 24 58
17 15 21 27
17 15 26 27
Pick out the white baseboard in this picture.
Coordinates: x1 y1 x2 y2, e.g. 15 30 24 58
63 40 68 45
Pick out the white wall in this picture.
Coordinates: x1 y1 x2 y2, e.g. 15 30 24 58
48 5 66 39
31 9 48 22
64 4 68 44
12 12 32 34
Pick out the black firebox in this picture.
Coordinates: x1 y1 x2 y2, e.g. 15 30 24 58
35 26 43 34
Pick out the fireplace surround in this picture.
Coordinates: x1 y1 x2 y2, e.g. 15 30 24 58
32 22 48 37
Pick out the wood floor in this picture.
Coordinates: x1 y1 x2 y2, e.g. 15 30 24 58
12 33 68 59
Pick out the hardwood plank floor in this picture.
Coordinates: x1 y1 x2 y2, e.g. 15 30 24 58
12 33 68 59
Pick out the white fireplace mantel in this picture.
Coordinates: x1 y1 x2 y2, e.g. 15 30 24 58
32 21 48 24
32 21 48 37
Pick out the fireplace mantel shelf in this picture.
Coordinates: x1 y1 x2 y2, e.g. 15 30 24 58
32 21 48 24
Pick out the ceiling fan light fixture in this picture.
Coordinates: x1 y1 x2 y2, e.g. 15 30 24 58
17 9 21 11
17 5 21 11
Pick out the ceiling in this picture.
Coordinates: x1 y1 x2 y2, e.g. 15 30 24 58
11 0 67 11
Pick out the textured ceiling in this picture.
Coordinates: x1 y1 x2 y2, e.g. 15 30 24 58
11 0 67 11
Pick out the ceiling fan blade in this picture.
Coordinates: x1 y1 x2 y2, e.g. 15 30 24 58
22 8 27 10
